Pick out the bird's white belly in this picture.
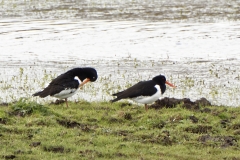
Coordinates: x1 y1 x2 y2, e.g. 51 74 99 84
132 85 161 104
53 88 78 99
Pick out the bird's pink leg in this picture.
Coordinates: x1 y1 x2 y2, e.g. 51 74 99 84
145 104 148 111
65 98 69 107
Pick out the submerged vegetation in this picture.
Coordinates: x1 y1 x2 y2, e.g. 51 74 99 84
0 98 240 159
1 58 240 107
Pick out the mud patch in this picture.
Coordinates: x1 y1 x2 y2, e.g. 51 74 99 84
185 125 212 134
138 130 175 146
198 134 237 148
124 113 132 120
115 152 127 158
158 130 175 146
189 115 198 123
2 155 16 159
57 119 81 128
201 108 211 113
56 119 95 132
151 120 166 129
220 119 231 128
13 150 32 155
30 142 41 147
43 146 66 153
0 118 7 124
120 103 132 108
233 129 240 135
150 97 211 110
79 149 103 158
231 123 240 130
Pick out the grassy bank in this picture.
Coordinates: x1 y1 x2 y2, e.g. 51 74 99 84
0 98 240 160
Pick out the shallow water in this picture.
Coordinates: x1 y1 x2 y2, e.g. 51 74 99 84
0 1 240 106
0 0 239 22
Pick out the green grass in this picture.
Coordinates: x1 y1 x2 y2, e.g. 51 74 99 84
0 99 240 160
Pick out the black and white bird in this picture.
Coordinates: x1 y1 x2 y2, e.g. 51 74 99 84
110 75 176 111
33 67 98 107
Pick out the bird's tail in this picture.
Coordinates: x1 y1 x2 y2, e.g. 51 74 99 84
32 90 49 98
110 92 123 103
110 98 119 103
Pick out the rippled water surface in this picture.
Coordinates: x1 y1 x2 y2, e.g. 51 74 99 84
0 0 239 22
0 0 240 106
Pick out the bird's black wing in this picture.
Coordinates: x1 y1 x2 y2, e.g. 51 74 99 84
111 80 157 102
48 72 73 86
48 80 79 96
33 73 79 97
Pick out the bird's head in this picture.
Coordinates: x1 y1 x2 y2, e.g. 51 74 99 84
74 67 98 87
152 75 176 94
83 67 98 82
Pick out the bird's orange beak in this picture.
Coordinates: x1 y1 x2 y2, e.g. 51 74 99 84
79 78 90 88
166 81 176 88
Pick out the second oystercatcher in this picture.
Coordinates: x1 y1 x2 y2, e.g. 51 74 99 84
33 67 98 107
110 75 176 111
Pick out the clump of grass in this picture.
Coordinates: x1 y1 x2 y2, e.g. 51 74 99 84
9 98 49 117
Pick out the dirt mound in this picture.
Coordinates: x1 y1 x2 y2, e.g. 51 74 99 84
150 97 211 110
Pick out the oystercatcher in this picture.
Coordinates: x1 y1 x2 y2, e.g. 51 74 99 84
33 67 98 107
110 75 176 111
